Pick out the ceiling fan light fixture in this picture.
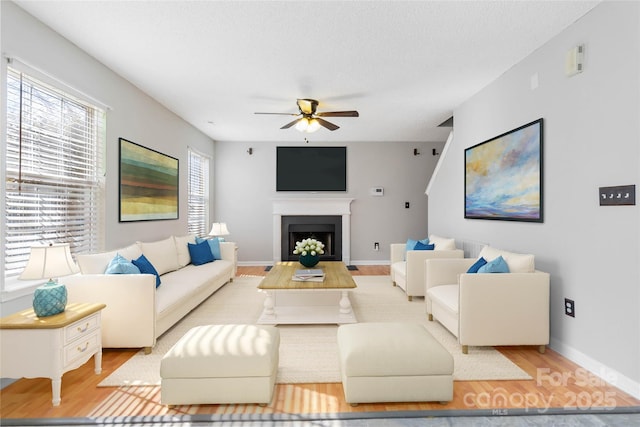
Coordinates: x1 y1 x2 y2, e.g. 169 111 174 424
295 118 309 132
306 118 320 133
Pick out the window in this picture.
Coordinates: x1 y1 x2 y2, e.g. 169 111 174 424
3 66 105 288
187 148 210 237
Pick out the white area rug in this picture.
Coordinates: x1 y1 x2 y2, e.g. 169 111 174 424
98 275 531 387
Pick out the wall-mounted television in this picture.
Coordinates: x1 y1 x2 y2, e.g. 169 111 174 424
276 146 347 192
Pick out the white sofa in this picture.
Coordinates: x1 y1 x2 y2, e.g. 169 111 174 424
425 245 550 354
64 235 237 353
390 235 464 301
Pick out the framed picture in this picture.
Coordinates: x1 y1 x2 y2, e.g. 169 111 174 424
465 118 543 222
119 138 179 222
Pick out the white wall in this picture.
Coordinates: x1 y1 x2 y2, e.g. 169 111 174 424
214 140 444 264
428 2 640 397
1 2 215 313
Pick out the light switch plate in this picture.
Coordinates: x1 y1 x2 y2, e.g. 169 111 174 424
599 185 635 206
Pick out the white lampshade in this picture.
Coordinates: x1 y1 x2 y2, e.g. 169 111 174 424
209 222 230 237
19 243 80 280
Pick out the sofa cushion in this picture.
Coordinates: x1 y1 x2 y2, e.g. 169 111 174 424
466 257 487 273
478 246 535 273
478 255 510 273
174 234 196 267
138 237 179 275
76 244 142 274
429 235 456 250
188 241 214 266
105 253 141 274
132 254 161 288
427 284 459 314
156 259 234 315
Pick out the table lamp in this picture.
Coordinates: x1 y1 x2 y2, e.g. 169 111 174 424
19 243 80 317
209 222 230 242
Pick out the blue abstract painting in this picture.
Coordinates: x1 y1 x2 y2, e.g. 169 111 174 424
465 119 543 222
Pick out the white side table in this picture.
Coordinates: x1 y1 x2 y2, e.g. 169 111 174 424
0 302 106 406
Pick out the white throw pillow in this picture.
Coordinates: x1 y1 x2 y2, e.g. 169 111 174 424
429 235 457 251
76 250 117 274
76 243 142 274
174 234 197 267
478 246 535 273
137 237 179 275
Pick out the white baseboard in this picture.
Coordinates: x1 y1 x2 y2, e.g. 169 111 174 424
550 337 640 400
237 261 272 267
349 260 391 266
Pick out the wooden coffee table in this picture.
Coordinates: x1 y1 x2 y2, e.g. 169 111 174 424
257 261 357 325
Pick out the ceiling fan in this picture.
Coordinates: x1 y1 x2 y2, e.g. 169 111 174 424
255 98 359 133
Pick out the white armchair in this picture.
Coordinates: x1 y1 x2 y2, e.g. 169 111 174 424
390 235 464 301
425 246 550 354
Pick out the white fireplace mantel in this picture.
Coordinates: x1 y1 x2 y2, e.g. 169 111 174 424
273 198 354 265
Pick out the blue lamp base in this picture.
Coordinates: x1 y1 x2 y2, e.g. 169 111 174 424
33 280 67 317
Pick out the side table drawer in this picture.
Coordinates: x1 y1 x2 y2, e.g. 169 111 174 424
64 332 100 367
64 313 99 344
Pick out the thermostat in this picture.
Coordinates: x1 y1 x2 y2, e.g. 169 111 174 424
370 187 384 197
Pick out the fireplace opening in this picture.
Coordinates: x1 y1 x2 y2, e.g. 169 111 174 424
281 215 342 262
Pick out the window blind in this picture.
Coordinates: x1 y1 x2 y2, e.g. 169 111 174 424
4 67 105 281
187 149 210 237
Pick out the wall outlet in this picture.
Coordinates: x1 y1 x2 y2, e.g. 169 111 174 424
564 298 575 317
374 242 379 251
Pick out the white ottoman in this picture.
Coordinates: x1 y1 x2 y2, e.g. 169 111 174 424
337 322 453 404
160 324 280 405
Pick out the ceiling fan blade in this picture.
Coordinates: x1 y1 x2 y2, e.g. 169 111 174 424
255 112 298 116
281 118 303 129
297 98 318 115
316 117 339 131
316 110 359 117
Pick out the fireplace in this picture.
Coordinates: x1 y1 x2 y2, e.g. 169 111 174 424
272 198 354 265
281 215 342 262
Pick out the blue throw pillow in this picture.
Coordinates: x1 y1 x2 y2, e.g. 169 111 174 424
466 257 487 274
188 241 214 265
105 253 141 274
477 256 510 274
196 237 221 260
132 254 161 287
414 241 435 250
406 237 429 251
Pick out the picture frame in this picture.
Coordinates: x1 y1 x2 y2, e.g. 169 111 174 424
119 138 179 222
464 118 543 222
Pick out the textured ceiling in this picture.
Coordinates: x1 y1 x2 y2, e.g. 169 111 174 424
14 0 600 143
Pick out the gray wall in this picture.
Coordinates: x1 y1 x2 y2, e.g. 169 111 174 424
214 140 444 264
428 1 639 396
1 2 215 314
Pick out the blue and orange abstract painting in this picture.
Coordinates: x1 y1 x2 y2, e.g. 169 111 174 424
465 119 543 222
119 138 179 222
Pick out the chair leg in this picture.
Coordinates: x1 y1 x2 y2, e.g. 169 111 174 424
538 345 546 354
461 345 468 354
428 313 433 321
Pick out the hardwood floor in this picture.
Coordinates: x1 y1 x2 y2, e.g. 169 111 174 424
1 265 638 419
